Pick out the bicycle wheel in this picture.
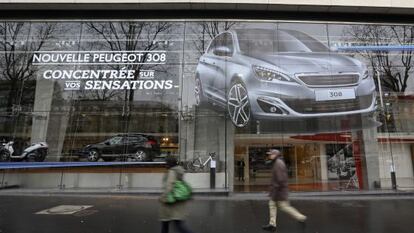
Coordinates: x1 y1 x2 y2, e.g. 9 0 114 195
189 158 203 172
183 160 195 172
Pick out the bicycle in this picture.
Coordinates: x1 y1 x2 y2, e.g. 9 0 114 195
185 152 216 172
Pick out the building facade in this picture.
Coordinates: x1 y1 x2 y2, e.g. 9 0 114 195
0 1 414 193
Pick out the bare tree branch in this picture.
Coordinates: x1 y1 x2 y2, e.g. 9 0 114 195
346 25 413 93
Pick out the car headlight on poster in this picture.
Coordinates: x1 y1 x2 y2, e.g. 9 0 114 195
253 65 295 83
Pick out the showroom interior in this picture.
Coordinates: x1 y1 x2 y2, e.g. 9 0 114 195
0 18 413 193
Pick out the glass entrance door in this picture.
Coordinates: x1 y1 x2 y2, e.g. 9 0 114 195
234 141 322 192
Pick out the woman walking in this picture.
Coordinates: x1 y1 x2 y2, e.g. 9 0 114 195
159 156 195 233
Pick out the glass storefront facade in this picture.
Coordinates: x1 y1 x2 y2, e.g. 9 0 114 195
0 20 413 192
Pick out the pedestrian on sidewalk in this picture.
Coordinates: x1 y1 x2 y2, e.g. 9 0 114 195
262 149 307 232
159 156 195 233
237 159 246 181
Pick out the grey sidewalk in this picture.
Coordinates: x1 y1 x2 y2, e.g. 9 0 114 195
0 194 414 233
1 187 414 199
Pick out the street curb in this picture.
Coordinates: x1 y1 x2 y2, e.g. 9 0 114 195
0 188 230 196
289 190 414 197
1 188 414 200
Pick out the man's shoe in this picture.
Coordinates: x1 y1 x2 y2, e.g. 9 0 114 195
298 220 306 233
262 224 276 232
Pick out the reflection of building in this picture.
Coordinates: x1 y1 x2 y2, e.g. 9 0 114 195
0 7 414 193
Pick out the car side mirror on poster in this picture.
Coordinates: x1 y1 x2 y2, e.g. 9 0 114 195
213 46 233 57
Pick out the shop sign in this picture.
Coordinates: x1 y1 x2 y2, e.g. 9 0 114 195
32 51 172 91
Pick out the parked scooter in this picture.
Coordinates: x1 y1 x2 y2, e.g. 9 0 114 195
0 141 48 162
0 141 14 162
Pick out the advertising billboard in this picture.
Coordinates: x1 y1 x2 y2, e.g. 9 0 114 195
194 27 376 128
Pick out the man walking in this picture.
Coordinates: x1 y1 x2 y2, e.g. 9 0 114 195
237 159 246 181
262 149 307 232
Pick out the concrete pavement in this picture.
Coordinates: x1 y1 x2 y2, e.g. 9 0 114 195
0 194 413 233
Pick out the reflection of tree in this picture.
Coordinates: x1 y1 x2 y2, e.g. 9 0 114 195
192 22 237 55
347 25 414 92
82 22 173 102
0 22 56 111
346 25 414 133
81 22 175 133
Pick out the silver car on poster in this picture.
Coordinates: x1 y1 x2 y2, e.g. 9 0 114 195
194 28 376 127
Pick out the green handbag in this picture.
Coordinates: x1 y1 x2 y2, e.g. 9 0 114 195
166 180 192 204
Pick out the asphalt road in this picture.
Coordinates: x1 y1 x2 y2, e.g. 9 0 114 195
0 194 413 233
